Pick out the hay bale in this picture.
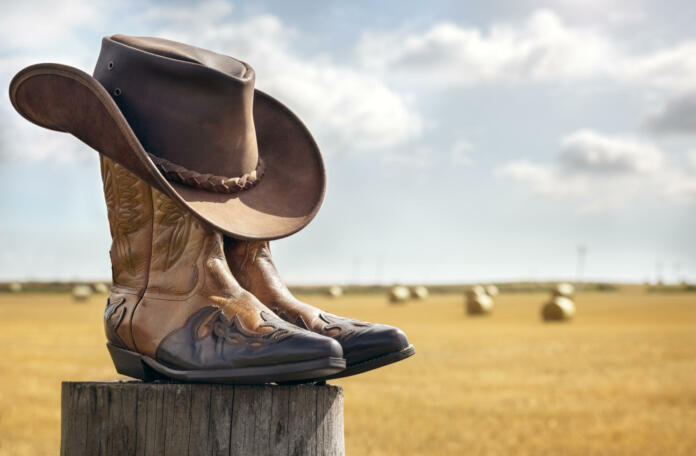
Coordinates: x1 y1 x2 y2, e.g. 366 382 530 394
93 282 110 294
327 286 343 298
466 285 487 298
484 284 499 297
541 296 576 321
72 285 92 302
411 286 429 300
466 288 494 315
552 283 574 298
389 286 411 303
8 282 23 293
470 285 486 297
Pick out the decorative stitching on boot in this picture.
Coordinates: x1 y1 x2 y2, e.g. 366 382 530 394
319 313 372 339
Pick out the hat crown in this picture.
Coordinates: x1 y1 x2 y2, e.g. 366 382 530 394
93 35 259 180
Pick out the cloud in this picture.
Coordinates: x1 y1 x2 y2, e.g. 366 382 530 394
0 1 422 163
664 179 696 201
621 41 696 92
495 161 563 195
0 126 96 164
141 3 422 153
357 9 696 92
644 91 696 135
558 129 663 174
357 10 614 85
495 129 694 212
0 0 103 51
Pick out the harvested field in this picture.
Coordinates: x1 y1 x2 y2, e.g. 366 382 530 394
0 290 694 455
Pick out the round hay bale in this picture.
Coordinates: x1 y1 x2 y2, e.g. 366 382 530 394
466 293 494 315
411 286 429 300
389 286 411 303
327 286 343 298
8 282 23 293
552 283 574 298
72 285 92 302
541 296 576 321
484 284 499 297
466 285 487 300
93 282 110 294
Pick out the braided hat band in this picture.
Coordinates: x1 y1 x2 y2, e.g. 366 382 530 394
148 153 265 194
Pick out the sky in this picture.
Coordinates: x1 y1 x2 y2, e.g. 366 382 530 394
0 0 695 285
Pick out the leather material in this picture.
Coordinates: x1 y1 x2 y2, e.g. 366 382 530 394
156 307 342 370
100 157 342 369
98 34 260 178
9 34 325 240
101 157 154 351
225 240 411 365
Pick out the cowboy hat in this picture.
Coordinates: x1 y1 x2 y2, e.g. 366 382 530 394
9 35 325 240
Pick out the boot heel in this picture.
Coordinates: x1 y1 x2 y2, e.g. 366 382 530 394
106 343 162 381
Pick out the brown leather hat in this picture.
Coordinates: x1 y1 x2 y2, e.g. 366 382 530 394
9 35 325 240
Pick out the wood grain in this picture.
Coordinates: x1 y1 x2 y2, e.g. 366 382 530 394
60 381 344 456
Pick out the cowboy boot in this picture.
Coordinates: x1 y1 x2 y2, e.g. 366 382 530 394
224 240 415 379
101 157 344 383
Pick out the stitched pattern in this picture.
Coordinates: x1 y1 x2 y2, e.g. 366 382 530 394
275 310 311 331
207 310 297 353
319 313 372 340
153 192 192 270
149 153 265 193
101 159 150 275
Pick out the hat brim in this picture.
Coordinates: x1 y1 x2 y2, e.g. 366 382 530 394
9 63 325 240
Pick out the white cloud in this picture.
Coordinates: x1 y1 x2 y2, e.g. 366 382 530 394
138 0 234 29
664 179 696 201
143 4 422 153
0 0 103 50
621 42 696 92
0 1 422 163
0 0 123 165
495 129 694 212
357 9 696 93
0 121 96 164
496 161 563 195
496 158 649 213
357 10 614 85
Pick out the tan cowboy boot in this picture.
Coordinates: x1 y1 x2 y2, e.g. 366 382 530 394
225 240 414 379
101 157 344 383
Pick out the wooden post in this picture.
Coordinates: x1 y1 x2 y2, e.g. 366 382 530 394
61 381 344 456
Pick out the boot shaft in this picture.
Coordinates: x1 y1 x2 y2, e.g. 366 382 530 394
101 156 153 350
100 157 276 356
100 156 153 293
225 239 324 330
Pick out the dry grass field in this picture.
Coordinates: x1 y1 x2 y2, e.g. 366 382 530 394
0 290 695 455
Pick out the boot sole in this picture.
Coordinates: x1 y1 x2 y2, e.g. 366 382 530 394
107 343 346 384
322 344 415 380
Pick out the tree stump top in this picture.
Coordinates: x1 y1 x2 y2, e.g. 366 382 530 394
61 380 344 456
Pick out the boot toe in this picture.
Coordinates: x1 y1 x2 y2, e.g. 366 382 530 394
259 330 343 365
294 332 344 360
341 324 410 365
326 337 344 359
